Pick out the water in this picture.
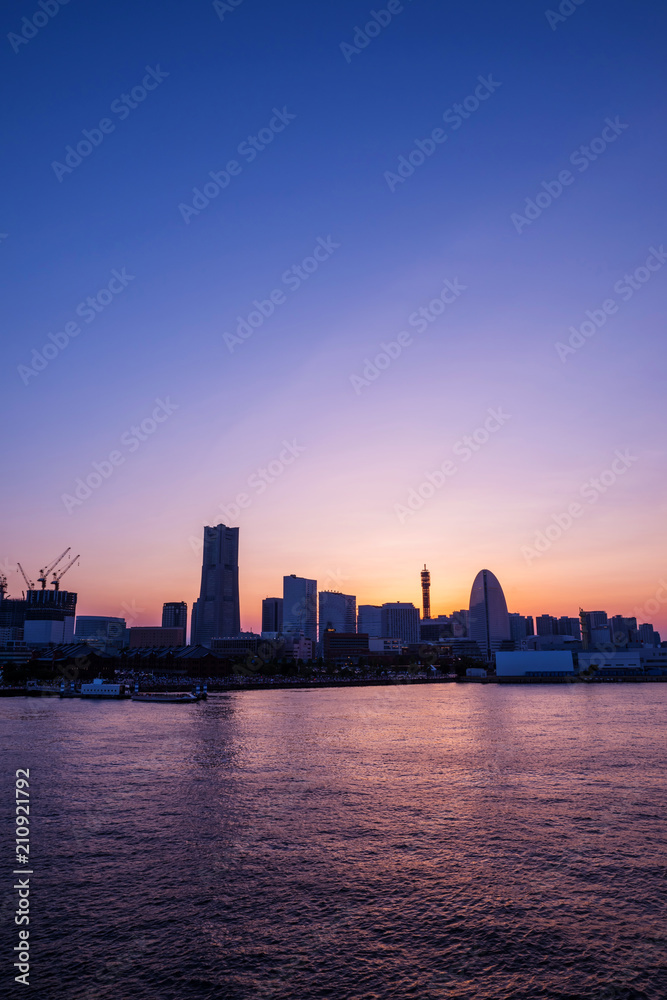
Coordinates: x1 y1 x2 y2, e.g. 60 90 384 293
1 684 665 999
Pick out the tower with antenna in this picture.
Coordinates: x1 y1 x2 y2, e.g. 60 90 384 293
421 564 431 621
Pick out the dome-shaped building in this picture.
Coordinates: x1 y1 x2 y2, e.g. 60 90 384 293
468 569 510 661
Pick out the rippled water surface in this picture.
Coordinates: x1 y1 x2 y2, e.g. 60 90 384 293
1 684 666 999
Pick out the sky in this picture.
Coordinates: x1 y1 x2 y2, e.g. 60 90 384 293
2 0 666 634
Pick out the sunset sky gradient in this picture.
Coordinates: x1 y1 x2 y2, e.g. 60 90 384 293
2 0 666 633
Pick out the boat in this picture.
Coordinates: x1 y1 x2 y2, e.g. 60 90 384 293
130 691 198 703
79 679 129 699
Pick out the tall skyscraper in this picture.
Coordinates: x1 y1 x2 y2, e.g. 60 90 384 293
358 605 382 637
468 569 510 660
318 591 356 640
557 616 581 639
283 575 317 642
262 597 283 633
380 603 420 644
162 602 188 633
421 565 431 620
191 524 240 646
509 613 533 643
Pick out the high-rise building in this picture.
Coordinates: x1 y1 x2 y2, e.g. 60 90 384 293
536 614 558 636
358 605 382 637
557 616 581 639
468 569 510 660
262 597 283 633
380 603 420 644
638 623 661 646
283 575 317 642
162 602 188 634
610 615 639 647
318 591 356 640
509 613 533 643
191 524 240 647
421 565 431 620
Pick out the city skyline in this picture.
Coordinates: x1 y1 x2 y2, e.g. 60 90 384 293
4 533 662 641
3 1 666 644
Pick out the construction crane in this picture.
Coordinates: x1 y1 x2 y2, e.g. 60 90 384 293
17 563 35 593
51 554 80 591
38 548 71 589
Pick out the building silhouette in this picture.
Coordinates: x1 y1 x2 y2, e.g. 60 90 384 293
468 569 510 660
283 575 317 642
380 603 419 644
191 524 240 646
318 591 356 640
358 605 382 637
162 601 188 636
262 597 283 633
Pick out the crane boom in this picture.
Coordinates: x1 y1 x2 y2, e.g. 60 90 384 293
52 554 80 591
38 547 71 589
17 563 35 592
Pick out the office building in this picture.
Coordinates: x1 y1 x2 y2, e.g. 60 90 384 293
468 569 510 660
638 623 660 646
322 632 369 659
191 524 241 646
75 616 128 651
283 575 317 643
557 616 581 639
420 616 454 641
450 610 469 636
262 597 283 633
129 627 186 648
358 605 382 637
509 613 534 643
536 614 558 636
162 602 188 634
380 603 420 644
318 591 356 640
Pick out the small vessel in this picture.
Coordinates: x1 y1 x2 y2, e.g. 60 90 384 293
80 679 128 699
130 691 198 703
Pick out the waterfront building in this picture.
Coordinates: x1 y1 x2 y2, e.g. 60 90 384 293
322 632 369 658
358 605 382 637
261 597 283 633
380 603 420 644
318 591 356 640
162 602 188 634
509 613 534 643
468 569 510 660
129 626 186 648
75 616 127 651
191 524 241 646
283 575 317 643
